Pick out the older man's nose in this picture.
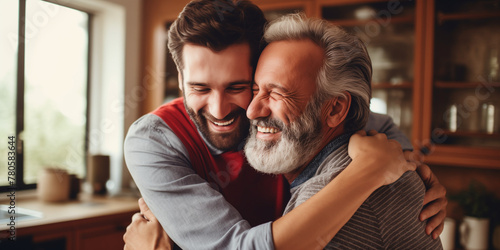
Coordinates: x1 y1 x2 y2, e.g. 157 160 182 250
208 93 231 119
247 96 270 120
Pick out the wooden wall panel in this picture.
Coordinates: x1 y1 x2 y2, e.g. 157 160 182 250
141 0 191 114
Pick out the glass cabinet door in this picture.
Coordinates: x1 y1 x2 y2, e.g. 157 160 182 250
257 1 312 21
262 7 306 21
432 0 500 148
321 1 417 139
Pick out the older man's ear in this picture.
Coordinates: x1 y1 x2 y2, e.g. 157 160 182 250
325 92 351 128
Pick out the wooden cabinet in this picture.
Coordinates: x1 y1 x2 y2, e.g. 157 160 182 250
75 214 131 250
257 1 314 20
3 211 134 250
317 0 421 141
421 0 500 169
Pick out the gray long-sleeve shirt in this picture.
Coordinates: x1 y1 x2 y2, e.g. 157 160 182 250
124 111 411 250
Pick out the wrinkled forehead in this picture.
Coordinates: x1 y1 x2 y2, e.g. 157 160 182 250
255 39 324 89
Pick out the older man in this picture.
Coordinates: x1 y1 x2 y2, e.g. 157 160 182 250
123 1 447 249
245 14 443 249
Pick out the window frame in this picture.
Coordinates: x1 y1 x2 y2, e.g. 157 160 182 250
0 0 91 192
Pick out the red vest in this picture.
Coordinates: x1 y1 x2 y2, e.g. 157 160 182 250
152 98 288 226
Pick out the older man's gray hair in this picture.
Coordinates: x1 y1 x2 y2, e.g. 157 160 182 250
263 14 372 132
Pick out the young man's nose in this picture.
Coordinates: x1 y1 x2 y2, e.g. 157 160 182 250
208 93 231 119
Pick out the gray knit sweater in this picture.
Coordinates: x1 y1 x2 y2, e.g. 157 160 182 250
284 137 442 250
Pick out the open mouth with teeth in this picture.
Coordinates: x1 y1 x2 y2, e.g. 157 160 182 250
211 118 235 127
207 116 239 133
257 125 281 134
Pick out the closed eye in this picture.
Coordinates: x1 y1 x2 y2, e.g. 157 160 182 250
192 87 210 93
270 91 284 100
187 82 210 93
227 86 248 93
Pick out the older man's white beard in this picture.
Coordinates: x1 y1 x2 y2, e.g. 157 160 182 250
244 101 324 175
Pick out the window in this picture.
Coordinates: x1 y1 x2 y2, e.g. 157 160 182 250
0 1 19 187
0 0 90 191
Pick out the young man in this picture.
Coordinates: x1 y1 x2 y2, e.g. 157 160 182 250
244 14 442 249
123 1 447 249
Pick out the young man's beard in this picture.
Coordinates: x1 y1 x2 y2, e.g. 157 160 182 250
184 102 249 151
244 97 324 174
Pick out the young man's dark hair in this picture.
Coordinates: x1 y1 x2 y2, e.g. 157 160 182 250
167 0 266 73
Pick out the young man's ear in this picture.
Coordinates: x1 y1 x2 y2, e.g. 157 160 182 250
325 92 351 128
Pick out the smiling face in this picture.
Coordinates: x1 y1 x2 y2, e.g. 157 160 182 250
181 43 253 151
244 39 327 174
247 40 323 128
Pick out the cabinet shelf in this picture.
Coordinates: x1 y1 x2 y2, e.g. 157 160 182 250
434 81 500 88
440 129 500 140
437 11 500 23
372 82 412 89
328 16 413 27
424 145 500 170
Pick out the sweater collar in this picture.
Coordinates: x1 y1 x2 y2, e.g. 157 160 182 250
290 133 352 189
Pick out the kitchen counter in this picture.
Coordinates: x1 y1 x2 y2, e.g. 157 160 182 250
0 193 139 249
1 193 139 231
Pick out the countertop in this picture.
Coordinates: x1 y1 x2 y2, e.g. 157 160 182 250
0 192 139 231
